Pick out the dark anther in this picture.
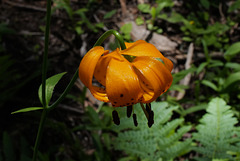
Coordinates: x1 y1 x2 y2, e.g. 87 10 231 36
127 105 133 118
148 110 154 128
112 110 120 125
133 114 138 127
146 103 151 115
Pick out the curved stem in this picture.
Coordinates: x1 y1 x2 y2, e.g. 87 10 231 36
94 29 126 50
49 69 79 111
42 0 52 109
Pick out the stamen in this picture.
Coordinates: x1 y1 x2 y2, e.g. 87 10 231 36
127 105 133 118
146 103 154 127
146 103 151 114
148 110 154 128
140 103 149 120
112 110 120 125
133 113 138 127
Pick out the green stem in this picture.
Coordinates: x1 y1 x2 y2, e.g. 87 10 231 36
32 0 51 160
42 0 52 109
94 29 126 50
49 69 79 111
94 30 135 62
32 109 49 161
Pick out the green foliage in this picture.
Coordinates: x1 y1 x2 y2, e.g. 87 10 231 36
193 98 240 160
137 0 173 33
0 132 32 161
52 0 103 35
120 23 132 41
112 102 192 161
224 42 240 61
38 72 66 106
103 10 117 19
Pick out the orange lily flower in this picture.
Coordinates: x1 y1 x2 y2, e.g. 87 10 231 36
79 40 173 108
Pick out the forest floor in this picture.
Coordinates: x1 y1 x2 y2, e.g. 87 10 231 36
1 0 240 160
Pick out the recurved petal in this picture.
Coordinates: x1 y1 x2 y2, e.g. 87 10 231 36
121 40 165 58
79 46 109 102
132 57 173 103
106 58 143 107
94 49 124 87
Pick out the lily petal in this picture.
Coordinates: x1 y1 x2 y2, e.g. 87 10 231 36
133 57 173 103
106 58 143 107
94 49 124 87
79 47 110 102
121 40 165 58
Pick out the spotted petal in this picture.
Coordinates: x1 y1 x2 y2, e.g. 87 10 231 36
94 49 124 87
106 58 143 107
132 57 173 103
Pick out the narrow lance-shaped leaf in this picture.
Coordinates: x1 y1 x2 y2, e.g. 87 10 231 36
11 107 43 114
38 72 67 106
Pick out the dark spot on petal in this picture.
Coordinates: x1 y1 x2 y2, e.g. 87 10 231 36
131 98 134 100
120 94 124 97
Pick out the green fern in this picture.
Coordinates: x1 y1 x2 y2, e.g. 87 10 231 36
193 97 240 161
112 102 192 161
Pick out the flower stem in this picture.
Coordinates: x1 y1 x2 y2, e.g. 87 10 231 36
42 0 52 109
94 29 126 50
32 109 48 161
32 0 51 160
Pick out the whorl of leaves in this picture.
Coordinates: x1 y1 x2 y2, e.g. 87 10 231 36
193 97 240 161
112 102 192 161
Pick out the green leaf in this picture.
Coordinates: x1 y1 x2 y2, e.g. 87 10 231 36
225 62 240 71
228 0 240 12
200 0 210 9
193 98 239 159
224 42 240 61
182 37 193 42
137 4 151 13
75 26 84 35
135 16 144 25
201 80 218 91
38 72 67 105
196 62 208 75
112 102 192 161
103 9 117 19
11 107 43 114
222 72 240 92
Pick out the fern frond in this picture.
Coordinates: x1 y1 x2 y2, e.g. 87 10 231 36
193 97 240 160
112 102 191 161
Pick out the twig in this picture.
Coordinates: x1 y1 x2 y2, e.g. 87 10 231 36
3 0 46 12
176 43 194 100
119 0 127 16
